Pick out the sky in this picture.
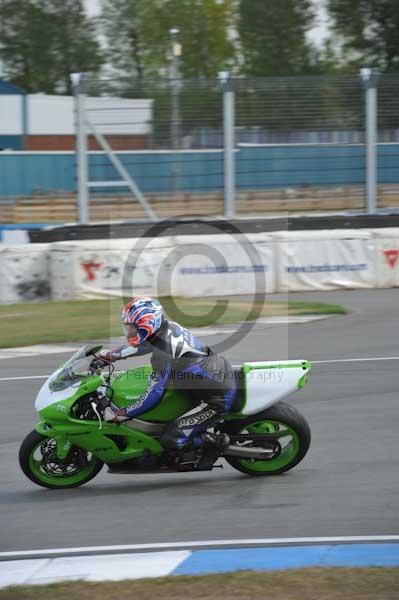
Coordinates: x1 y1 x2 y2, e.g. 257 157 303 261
84 0 331 48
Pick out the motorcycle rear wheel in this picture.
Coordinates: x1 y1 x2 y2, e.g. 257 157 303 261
222 402 311 476
19 430 103 489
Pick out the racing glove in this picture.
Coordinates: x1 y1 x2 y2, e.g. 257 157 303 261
98 350 119 362
103 403 130 423
90 350 119 370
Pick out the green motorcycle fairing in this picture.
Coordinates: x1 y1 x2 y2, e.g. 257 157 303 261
35 354 196 465
111 366 193 421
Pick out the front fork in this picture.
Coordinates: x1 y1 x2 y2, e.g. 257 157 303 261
35 422 72 460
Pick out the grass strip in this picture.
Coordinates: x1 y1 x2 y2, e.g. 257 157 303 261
0 297 346 348
1 568 398 600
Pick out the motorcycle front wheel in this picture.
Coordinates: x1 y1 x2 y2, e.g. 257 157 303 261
222 402 311 476
19 430 103 489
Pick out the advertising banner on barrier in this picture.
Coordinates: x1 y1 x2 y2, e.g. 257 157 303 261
50 238 175 300
273 230 377 291
5 227 399 305
170 233 275 296
50 233 275 301
369 228 399 288
0 244 50 304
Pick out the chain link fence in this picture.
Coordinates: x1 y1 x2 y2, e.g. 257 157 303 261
75 73 374 222
1 72 399 223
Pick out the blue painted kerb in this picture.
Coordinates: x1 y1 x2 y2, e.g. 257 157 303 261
173 543 399 575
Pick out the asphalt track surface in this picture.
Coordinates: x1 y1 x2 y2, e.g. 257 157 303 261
1 289 398 552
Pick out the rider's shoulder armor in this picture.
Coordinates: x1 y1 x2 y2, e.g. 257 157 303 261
155 319 209 362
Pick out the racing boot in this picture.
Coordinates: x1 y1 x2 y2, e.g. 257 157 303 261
195 431 230 470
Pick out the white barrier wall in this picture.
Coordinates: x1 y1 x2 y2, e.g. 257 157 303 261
1 229 398 304
0 244 50 304
370 228 399 288
50 233 276 300
272 230 377 291
50 238 175 300
171 233 275 296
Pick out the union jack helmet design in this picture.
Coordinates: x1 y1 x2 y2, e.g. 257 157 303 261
121 297 164 347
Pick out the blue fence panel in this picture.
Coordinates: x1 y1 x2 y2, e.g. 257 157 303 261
1 145 398 198
237 145 366 189
89 151 224 193
0 152 75 196
377 144 399 184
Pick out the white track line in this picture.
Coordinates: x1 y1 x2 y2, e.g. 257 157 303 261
0 345 78 361
1 355 399 383
1 536 399 560
0 375 50 382
312 356 399 364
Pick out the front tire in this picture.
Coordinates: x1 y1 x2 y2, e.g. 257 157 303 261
19 430 104 489
222 402 311 476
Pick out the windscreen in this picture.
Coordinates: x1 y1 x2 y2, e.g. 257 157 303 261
48 345 95 392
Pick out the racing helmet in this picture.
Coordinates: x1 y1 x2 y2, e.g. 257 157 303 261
121 297 164 347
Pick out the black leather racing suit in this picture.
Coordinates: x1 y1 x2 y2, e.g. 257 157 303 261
108 319 236 450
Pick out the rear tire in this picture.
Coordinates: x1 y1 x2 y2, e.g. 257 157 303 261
19 430 104 489
221 402 311 476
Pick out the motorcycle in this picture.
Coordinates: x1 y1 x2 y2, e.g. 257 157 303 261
19 344 312 489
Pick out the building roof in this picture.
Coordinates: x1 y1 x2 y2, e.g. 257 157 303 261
0 80 26 95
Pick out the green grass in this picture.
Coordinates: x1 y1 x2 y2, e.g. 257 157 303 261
1 568 397 600
0 297 346 348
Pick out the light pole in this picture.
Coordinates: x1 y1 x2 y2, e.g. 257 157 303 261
169 28 182 150
219 71 235 219
71 72 89 225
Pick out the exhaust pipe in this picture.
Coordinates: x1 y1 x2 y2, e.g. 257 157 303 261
223 444 275 459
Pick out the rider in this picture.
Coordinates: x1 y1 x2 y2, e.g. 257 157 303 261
97 297 235 456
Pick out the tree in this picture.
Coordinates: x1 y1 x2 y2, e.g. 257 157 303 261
328 0 399 72
0 0 103 93
47 0 104 94
238 0 318 76
0 0 54 92
102 0 236 79
102 0 145 79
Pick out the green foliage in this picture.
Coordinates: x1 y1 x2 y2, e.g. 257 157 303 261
46 0 104 94
238 0 318 76
101 0 145 79
233 75 363 132
0 0 103 93
0 0 54 92
328 0 399 72
102 0 236 79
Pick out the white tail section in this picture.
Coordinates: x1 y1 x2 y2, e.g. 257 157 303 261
241 360 310 415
